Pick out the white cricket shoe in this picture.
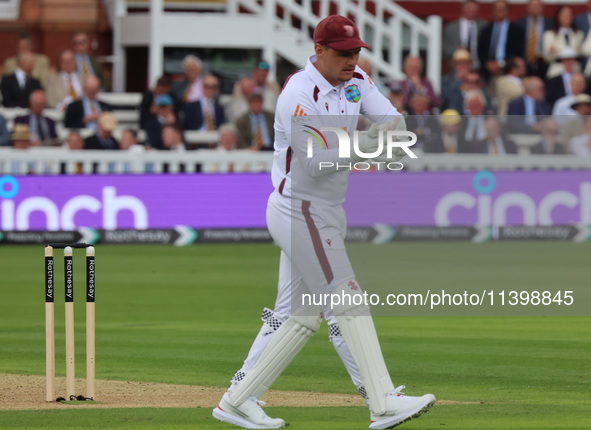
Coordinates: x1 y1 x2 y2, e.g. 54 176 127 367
212 393 285 429
368 386 436 429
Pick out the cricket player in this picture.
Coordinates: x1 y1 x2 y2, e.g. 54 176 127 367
213 15 435 429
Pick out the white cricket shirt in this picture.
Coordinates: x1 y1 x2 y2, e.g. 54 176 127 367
271 55 400 205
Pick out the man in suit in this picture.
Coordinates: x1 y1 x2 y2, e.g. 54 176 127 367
443 0 486 68
405 94 443 153
14 90 58 146
139 75 171 128
46 49 84 110
72 32 106 90
459 89 490 151
574 0 591 38
84 112 120 150
506 76 552 133
170 55 204 107
530 118 566 154
1 53 42 108
64 75 111 130
3 32 50 88
473 116 518 154
235 93 274 150
478 0 525 84
183 74 226 131
438 109 471 154
515 0 552 77
494 56 526 116
441 48 473 111
545 47 578 107
553 73 586 124
144 94 177 150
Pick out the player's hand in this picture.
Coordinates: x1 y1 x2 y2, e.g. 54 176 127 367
373 117 409 162
351 122 381 162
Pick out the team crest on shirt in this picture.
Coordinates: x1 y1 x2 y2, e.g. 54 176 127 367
344 85 361 103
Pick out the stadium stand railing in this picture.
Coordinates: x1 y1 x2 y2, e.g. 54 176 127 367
105 0 442 92
2 147 590 175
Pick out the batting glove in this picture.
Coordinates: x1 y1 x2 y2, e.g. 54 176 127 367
351 122 381 162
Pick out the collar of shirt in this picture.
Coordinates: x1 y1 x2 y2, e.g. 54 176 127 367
488 136 505 154
507 75 523 87
15 68 27 88
562 72 572 94
305 55 340 96
559 27 570 36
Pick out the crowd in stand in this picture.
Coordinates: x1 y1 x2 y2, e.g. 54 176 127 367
2 0 591 160
386 0 591 156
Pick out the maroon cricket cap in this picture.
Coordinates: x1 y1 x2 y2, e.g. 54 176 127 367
313 15 370 51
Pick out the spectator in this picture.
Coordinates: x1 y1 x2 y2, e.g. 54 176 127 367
64 75 111 130
507 76 551 134
161 123 185 152
575 0 591 37
252 61 280 112
3 32 50 88
10 123 31 149
72 32 106 89
171 55 203 105
569 115 591 156
0 113 10 146
388 80 407 116
553 73 587 123
515 0 552 77
459 89 488 149
406 94 442 153
357 57 389 95
139 75 171 128
144 94 176 150
543 6 583 79
400 55 440 110
473 116 517 154
46 50 84 110
62 130 84 174
545 47 579 106
66 130 84 150
235 93 274 150
446 69 495 114
560 94 591 147
183 74 225 131
218 123 237 152
0 53 42 108
84 112 120 150
495 57 526 116
442 0 485 68
441 48 473 111
14 90 59 146
478 0 524 86
575 0 591 38
230 76 257 121
531 118 566 154
203 123 239 173
119 129 140 150
438 109 471 154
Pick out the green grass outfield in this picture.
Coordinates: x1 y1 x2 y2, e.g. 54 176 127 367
0 243 589 429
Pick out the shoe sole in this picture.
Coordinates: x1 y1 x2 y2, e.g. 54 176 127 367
212 407 285 429
368 396 436 429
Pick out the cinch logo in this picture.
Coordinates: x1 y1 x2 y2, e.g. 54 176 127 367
305 126 417 171
435 171 591 227
0 175 148 231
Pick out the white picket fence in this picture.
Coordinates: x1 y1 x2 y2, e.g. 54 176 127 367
1 147 589 175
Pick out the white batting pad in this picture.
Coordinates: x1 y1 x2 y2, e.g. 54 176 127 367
333 279 395 415
230 313 322 406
